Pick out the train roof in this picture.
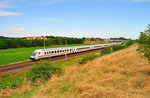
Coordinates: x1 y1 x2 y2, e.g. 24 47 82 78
35 43 121 52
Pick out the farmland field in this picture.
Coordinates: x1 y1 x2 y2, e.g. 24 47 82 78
0 44 91 66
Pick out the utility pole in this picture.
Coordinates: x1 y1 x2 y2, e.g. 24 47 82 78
44 36 45 49
65 39 67 61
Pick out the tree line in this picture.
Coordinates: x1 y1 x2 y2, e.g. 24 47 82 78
0 36 83 49
110 37 130 40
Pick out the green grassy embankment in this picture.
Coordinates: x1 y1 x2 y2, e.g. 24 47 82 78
0 44 91 66
33 44 150 98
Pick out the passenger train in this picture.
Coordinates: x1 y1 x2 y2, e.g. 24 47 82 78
30 42 122 60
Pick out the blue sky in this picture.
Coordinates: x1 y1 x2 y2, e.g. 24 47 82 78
0 0 150 39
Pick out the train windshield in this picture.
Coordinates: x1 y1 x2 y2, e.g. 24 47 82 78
31 51 38 56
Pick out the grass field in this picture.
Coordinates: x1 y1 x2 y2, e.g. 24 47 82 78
0 44 91 66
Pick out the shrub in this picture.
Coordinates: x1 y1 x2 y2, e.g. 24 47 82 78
100 42 133 56
137 24 150 62
126 40 134 46
100 47 113 56
26 61 62 82
79 55 98 64
112 45 127 51
137 45 150 61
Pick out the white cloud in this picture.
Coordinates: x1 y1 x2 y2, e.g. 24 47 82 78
0 10 24 16
40 18 63 22
0 1 23 16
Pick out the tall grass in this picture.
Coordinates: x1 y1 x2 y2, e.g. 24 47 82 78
0 75 23 90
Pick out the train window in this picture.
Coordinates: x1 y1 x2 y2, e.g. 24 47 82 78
70 49 71 51
55 51 56 53
32 51 38 56
44 52 46 55
47 52 48 54
77 47 90 50
94 46 100 48
67 49 69 51
57 51 59 53
39 52 40 54
49 52 51 54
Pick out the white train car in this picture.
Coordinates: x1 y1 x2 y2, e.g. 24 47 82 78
30 42 122 60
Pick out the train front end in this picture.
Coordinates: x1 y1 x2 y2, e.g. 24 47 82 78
30 50 41 60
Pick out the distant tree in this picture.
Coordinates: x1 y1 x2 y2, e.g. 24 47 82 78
138 32 148 44
110 37 129 40
90 37 94 41
0 36 5 39
0 36 83 49
98 38 104 41
0 40 8 49
46 36 55 39
82 37 86 41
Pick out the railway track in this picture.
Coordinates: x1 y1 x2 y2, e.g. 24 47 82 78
0 61 36 72
0 48 103 76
